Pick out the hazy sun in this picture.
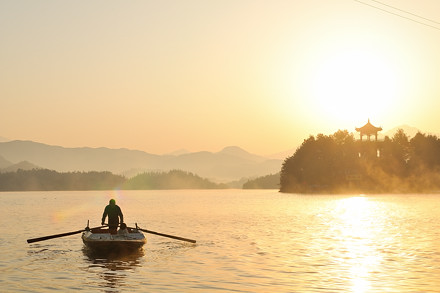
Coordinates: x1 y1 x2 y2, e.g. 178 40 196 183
308 47 399 125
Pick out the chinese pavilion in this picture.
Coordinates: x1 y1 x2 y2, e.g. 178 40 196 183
355 119 382 141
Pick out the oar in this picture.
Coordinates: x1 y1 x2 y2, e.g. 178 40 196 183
27 226 105 244
133 226 196 243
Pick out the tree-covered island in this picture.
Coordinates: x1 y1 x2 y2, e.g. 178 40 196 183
280 129 440 194
0 169 226 191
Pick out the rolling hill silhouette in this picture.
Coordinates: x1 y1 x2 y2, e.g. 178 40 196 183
0 140 282 182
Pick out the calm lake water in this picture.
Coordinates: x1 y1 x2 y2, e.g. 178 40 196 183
1 190 440 292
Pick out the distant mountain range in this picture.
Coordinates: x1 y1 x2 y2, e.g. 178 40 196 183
0 158 40 173
0 141 283 182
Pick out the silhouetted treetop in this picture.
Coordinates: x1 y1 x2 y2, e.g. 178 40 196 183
122 169 227 189
0 168 227 191
0 169 125 191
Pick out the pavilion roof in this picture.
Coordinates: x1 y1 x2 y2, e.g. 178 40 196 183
355 119 382 134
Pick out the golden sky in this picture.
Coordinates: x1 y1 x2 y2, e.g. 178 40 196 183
1 0 440 155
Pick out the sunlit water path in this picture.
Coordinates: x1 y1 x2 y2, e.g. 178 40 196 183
1 190 439 292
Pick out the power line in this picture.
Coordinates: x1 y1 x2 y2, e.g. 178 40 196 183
353 0 440 31
370 0 440 25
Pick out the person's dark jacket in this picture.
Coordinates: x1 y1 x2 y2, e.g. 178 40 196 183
101 203 123 227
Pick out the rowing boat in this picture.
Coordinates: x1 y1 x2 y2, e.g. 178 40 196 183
27 222 195 248
82 225 147 252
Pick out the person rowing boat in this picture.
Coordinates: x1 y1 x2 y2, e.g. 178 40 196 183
101 199 123 234
27 198 195 246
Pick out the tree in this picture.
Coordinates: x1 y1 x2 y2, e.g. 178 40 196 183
280 131 360 193
243 173 279 189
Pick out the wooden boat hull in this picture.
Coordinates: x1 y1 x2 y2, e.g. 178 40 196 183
82 228 147 252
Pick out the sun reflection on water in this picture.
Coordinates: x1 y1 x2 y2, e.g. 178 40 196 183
334 196 382 293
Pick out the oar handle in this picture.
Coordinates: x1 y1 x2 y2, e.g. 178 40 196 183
133 226 196 243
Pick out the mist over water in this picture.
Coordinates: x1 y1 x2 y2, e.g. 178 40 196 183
1 190 440 292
